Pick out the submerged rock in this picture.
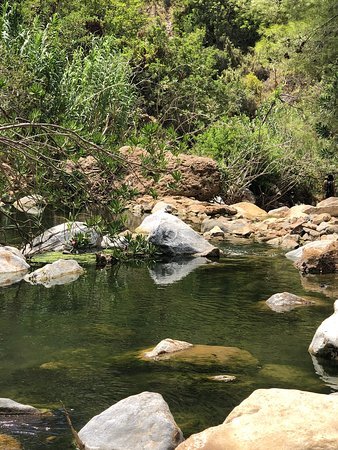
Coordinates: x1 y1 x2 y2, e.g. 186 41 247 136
266 292 314 313
0 398 40 415
207 375 236 383
143 338 193 359
141 343 258 370
22 222 101 256
24 259 84 287
78 391 184 450
176 388 338 450
308 300 338 360
0 434 22 450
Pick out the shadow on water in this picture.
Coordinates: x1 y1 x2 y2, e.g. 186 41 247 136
0 224 338 448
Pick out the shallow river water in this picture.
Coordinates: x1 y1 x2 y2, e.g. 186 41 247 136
0 239 337 449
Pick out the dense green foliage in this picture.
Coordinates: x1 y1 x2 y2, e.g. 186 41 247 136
0 0 337 215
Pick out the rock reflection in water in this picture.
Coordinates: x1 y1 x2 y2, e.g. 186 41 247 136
148 257 211 286
311 355 338 391
0 271 27 288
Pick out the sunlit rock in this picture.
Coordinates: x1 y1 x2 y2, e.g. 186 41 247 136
135 211 183 235
231 202 267 220
148 257 209 285
203 226 225 239
267 206 290 218
78 391 184 450
0 247 29 276
13 195 45 216
308 300 338 359
295 241 338 274
22 222 101 256
176 388 338 450
143 338 193 359
0 398 40 415
286 204 313 219
308 197 338 217
266 292 314 313
24 259 84 288
152 201 174 214
145 213 220 257
285 240 333 262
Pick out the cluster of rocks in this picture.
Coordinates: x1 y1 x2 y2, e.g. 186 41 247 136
0 245 84 288
130 196 338 274
2 295 338 450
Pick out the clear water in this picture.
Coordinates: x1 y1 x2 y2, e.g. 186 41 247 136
0 239 337 449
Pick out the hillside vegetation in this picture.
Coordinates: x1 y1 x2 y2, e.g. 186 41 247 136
0 0 337 211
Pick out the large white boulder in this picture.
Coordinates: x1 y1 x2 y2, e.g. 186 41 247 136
176 388 338 450
135 212 184 235
23 222 101 256
0 247 30 274
24 259 84 288
78 391 184 450
308 300 338 359
144 213 219 257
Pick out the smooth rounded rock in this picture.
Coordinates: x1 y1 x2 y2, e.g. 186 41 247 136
78 391 184 450
24 259 84 287
308 300 338 359
266 292 314 313
0 247 29 274
176 388 338 450
143 338 193 359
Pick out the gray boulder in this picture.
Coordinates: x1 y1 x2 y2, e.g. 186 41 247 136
23 222 101 256
266 292 314 313
308 300 338 359
148 220 220 258
78 391 184 450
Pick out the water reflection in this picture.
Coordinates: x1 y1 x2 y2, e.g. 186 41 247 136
311 355 338 391
148 257 211 285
